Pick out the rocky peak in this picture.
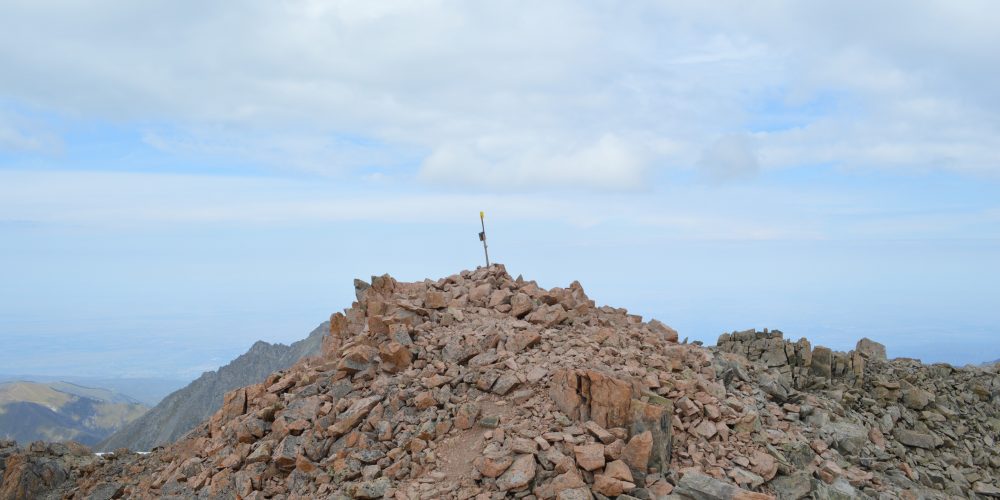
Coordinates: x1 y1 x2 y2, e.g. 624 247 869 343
7 265 999 500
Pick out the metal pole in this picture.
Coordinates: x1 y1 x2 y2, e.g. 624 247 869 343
479 211 490 267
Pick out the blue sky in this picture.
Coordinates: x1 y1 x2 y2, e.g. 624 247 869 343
1 1 999 379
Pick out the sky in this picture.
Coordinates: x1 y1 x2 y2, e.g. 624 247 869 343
1 1 999 381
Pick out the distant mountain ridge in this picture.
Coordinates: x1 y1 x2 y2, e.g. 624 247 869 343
0 381 148 446
0 375 187 407
97 321 328 452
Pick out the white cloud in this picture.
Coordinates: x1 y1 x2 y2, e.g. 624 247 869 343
0 1 998 185
420 134 647 191
698 134 759 182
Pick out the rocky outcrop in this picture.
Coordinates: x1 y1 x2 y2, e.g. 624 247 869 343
717 328 1000 498
0 440 97 500
96 322 327 452
6 266 998 499
716 329 871 389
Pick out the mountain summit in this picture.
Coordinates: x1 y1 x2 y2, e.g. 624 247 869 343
2 265 999 499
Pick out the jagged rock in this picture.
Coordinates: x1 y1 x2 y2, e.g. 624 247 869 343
424 290 447 309
550 369 632 428
620 431 652 476
468 283 493 306
557 487 594 500
648 319 679 343
748 451 777 481
508 329 541 353
442 337 479 364
496 454 536 491
854 338 886 360
770 472 811 500
628 397 672 473
328 395 381 437
378 341 411 373
538 471 587 498
674 471 774 499
339 344 377 373
810 477 856 499
592 473 634 496
894 429 938 449
351 477 390 499
510 293 534 318
492 372 521 395
605 459 633 483
901 386 933 410
728 467 765 489
475 455 513 478
573 443 605 471
583 420 615 445
454 402 480 430
974 482 1000 497
87 482 124 500
826 421 866 456
272 435 301 471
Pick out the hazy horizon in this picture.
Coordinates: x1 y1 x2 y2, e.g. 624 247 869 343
2 1 998 379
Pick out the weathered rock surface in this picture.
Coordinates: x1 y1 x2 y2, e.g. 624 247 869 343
717 328 1000 499
0 441 98 500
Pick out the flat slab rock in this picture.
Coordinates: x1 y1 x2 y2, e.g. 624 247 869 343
674 471 775 500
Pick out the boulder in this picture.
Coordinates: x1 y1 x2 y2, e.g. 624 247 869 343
328 395 382 437
854 338 886 360
510 293 534 318
770 472 812 500
895 429 938 449
424 290 448 309
628 397 672 473
901 387 933 410
475 455 513 478
620 431 652 477
592 473 633 496
573 443 605 471
538 471 586 498
496 454 536 491
454 402 480 430
339 344 377 373
826 421 866 456
810 347 833 379
675 471 775 500
648 319 679 343
378 341 411 373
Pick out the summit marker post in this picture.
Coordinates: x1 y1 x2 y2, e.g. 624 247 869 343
478 211 490 267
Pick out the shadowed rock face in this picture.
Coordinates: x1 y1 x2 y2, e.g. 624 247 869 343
0 440 97 500
95 323 327 452
9 266 1000 499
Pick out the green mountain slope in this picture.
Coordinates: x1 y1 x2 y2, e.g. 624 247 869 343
0 381 148 447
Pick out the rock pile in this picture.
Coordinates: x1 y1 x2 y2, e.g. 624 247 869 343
3 266 998 500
